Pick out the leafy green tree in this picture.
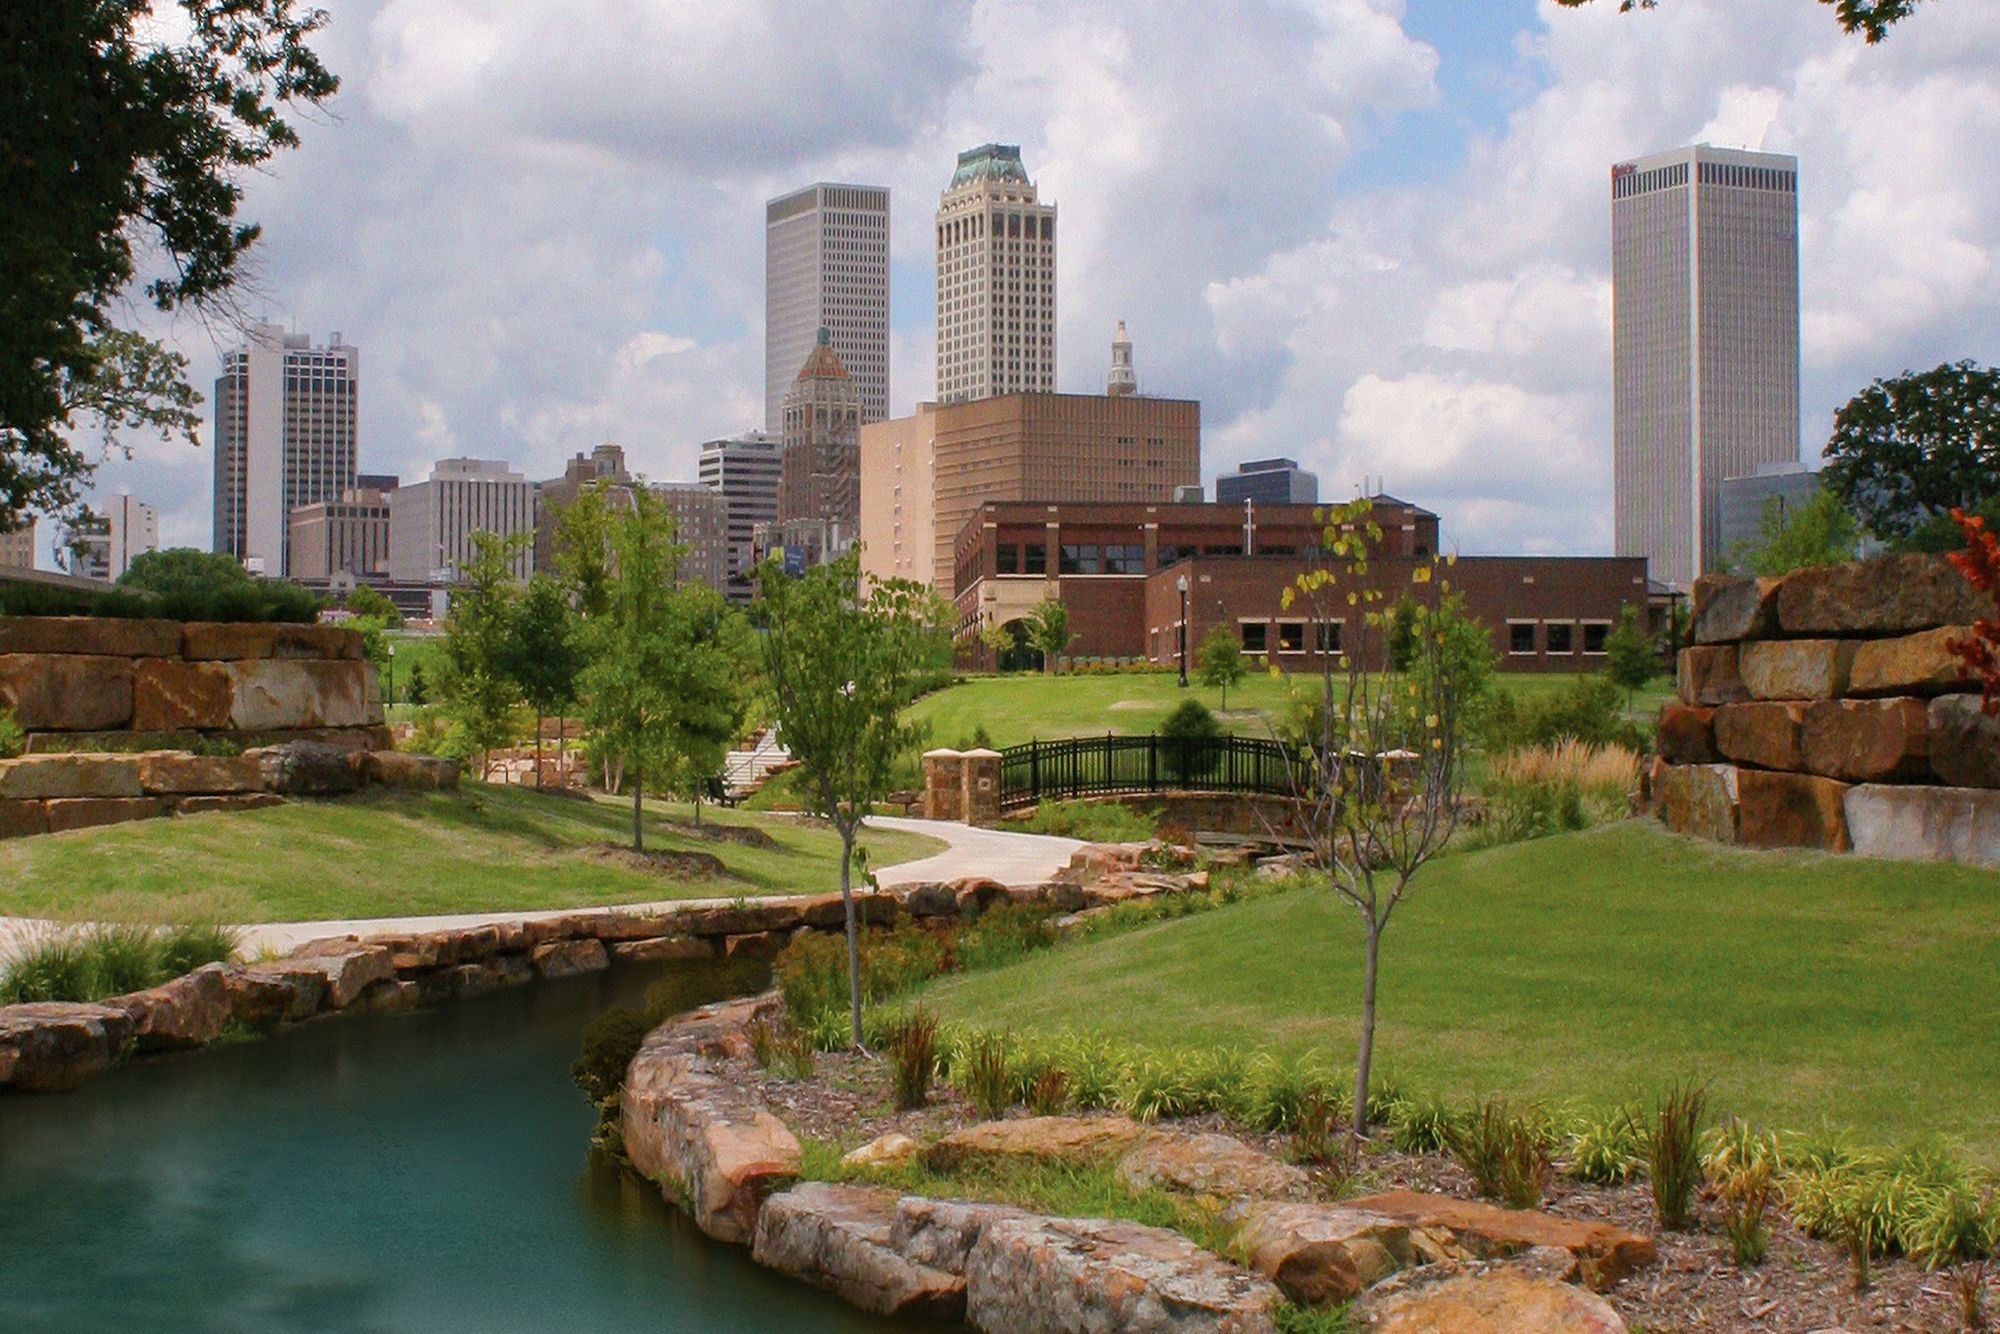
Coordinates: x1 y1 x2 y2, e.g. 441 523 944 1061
1603 605 1657 709
343 585 402 628
756 548 946 1048
665 594 755 829
3 1 338 531
1731 489 1861 575
1196 624 1246 709
439 532 524 776
118 548 252 596
551 484 618 618
978 619 1014 670
406 662 429 708
503 575 585 792
1024 598 1074 675
1550 0 1921 42
1386 593 1419 672
1408 591 1497 727
1822 362 1999 542
1890 495 2000 555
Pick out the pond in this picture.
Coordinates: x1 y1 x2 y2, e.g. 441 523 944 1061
0 968 922 1333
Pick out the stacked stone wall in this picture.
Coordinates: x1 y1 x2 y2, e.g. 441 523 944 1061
1650 554 1998 866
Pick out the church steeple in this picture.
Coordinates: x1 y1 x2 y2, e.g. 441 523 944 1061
1106 320 1136 397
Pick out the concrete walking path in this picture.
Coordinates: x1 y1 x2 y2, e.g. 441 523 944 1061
0 815 1085 962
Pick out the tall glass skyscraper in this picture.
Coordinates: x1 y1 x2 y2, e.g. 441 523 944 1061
764 183 889 433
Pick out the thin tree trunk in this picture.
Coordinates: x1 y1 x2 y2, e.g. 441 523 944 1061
535 710 544 792
632 771 644 853
557 717 566 790
693 789 702 829
1353 917 1381 1138
840 822 863 1050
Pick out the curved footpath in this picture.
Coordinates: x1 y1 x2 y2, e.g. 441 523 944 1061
0 816 1084 961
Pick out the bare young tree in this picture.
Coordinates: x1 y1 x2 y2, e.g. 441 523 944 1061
1284 498 1472 1136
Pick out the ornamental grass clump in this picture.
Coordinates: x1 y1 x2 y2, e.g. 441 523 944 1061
1903 1184 1999 1331
1027 1065 1071 1116
1390 1093 1461 1155
1567 1104 1646 1185
960 1032 1012 1118
0 932 97 1003
887 1010 940 1110
1649 1081 1708 1231
1705 1117 1782 1267
1448 1100 1551 1210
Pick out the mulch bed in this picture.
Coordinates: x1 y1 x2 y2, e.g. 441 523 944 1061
589 846 730 880
754 1045 1976 1333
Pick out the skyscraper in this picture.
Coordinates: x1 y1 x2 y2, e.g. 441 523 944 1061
778 329 863 562
936 144 1057 405
212 323 359 576
387 458 536 583
1612 144 1800 587
104 494 158 580
765 183 889 433
697 431 781 600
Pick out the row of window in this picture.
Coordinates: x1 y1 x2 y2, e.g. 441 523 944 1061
1508 620 1612 655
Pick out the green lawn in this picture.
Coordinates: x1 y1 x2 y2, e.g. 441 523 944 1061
906 670 1675 749
916 821 2000 1152
0 787 943 925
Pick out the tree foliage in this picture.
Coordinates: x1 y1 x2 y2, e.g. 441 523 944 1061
1733 488 1861 576
755 548 947 1047
438 532 524 769
1603 605 1658 706
503 575 584 791
1822 362 2000 541
1024 598 1075 675
1550 0 1922 42
2 0 338 529
119 547 251 596
343 585 401 628
1943 509 2000 717
1196 624 1246 709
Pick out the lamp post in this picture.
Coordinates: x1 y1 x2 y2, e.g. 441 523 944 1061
386 641 396 709
1177 574 1190 689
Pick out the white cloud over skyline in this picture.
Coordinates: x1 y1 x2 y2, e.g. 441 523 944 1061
81 0 2000 564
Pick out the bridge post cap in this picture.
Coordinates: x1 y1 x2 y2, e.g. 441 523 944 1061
960 748 1002 759
923 747 967 759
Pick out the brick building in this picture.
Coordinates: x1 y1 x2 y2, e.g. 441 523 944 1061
952 498 1647 673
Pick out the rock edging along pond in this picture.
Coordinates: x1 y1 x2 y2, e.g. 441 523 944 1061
0 841 1211 1096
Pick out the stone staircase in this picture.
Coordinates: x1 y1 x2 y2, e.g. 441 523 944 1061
722 728 792 798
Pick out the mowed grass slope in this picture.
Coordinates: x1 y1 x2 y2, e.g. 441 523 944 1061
918 821 2000 1150
0 788 943 924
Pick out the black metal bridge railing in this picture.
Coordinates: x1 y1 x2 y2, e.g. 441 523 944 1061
998 733 1299 811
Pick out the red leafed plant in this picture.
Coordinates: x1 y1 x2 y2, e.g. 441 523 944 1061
1944 508 2000 716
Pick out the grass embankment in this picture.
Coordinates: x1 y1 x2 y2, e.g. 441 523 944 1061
916 821 2000 1152
0 787 943 924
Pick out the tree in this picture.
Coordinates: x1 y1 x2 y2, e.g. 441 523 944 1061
756 548 946 1048
438 532 524 776
1196 624 1247 709
406 662 429 707
502 575 585 792
3 2 338 532
1285 499 1471 1137
344 585 402 628
1549 0 1921 42
1731 489 1861 576
1024 598 1075 675
1822 362 2000 542
551 483 618 619
118 548 252 597
1603 605 1657 709
1386 594 1419 672
664 591 755 830
978 619 1014 670
1943 509 2000 717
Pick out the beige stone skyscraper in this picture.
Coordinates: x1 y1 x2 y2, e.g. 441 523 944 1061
779 328 863 560
936 144 1056 404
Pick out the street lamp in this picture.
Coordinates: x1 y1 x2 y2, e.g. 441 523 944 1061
386 641 396 709
1177 574 1190 688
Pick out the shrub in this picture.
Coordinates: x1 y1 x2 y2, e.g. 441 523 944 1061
960 1032 1013 1118
1903 1185 1998 1329
887 1010 940 1110
1243 1054 1346 1134
571 1007 653 1104
1567 1104 1646 1185
156 922 240 977
1028 1065 1072 1115
641 956 770 1025
86 924 165 996
1011 799 1161 843
1719 1155 1775 1267
1450 1100 1550 1209
1290 1091 1349 1174
955 903 1059 973
1389 1093 1461 1155
0 708 23 760
1487 674 1647 752
773 925 946 1046
1650 1081 1708 1231
0 933 97 1003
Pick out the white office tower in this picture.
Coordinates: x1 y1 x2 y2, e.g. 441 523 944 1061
388 458 536 583
1612 144 1801 586
212 323 359 576
697 431 782 597
765 183 890 433
936 144 1057 405
105 494 158 580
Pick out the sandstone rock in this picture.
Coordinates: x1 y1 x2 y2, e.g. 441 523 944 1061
1845 784 2000 868
964 1214 1279 1334
842 1133 923 1171
1801 698 1931 782
1676 645 1749 707
0 798 48 838
173 793 286 816
1655 705 1718 765
1068 842 1154 875
1003 881 1087 913
1366 1268 1627 1334
951 877 1013 915
895 882 960 917
530 937 609 978
249 740 364 795
181 621 363 661
1230 1201 1445 1305
793 891 898 930
621 996 801 1244
1118 1132 1310 1203
273 943 394 1009
0 615 180 657
575 910 691 942
1713 702 1808 772
724 931 784 961
1850 626 1979 697
130 659 233 730
924 1116 1150 1175
134 751 264 795
225 965 327 1028
752 1182 966 1320
44 796 164 832
0 754 143 800
1347 1190 1656 1287
1739 639 1856 701
1082 871 1197 909
893 1197 1038 1275
111 963 233 1051
1778 554 1985 638
1929 695 2000 789
228 658 379 730
0 653 134 730
440 955 534 998
359 977 421 1012
24 728 201 754
1693 574 1781 645
238 724 390 754
1652 763 1737 844
361 750 460 790
1735 768 1851 851
0 1001 138 1092
676 901 808 938
368 924 507 970
608 934 715 964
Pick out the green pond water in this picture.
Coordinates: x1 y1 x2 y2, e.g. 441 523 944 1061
0 968 930 1333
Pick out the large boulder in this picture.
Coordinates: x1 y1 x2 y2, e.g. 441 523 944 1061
1777 554 1985 638
44 796 164 832
1081 871 1200 909
0 799 48 839
249 740 365 795
608 934 716 964
362 750 460 790
181 621 363 661
1850 627 1979 697
281 941 396 1009
1845 784 2000 868
226 658 379 730
1346 1191 1655 1287
1734 768 1851 852
1929 695 2000 789
0 1001 138 1092
1800 698 1931 782
1739 639 1855 701
1676 645 1749 707
1692 574 1781 645
134 751 264 796
924 1115 1150 1175
843 1133 924 1171
752 1183 967 1320
892 1196 1037 1276
1652 763 1738 844
1713 702 1807 772
0 616 179 657
223 964 328 1029
894 882 961 918
1229 1201 1450 1305
1365 1268 1627 1334
1117 1132 1311 1203
1655 706 1718 766
0 653 134 730
530 937 609 978
0 754 143 800
964 1215 1279 1334
131 659 232 730
111 962 234 1051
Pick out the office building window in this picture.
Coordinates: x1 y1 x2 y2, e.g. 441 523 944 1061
1583 620 1613 655
1023 544 1047 575
1277 621 1306 653
1059 544 1101 574
1545 622 1575 654
1241 621 1267 653
1316 621 1343 654
1104 543 1145 574
1508 621 1537 654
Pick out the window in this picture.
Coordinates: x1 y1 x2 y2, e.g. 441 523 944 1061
1508 622 1536 655
996 543 1020 575
1316 621 1343 654
1059 544 1100 574
1583 620 1612 655
1240 621 1268 653
1104 544 1145 574
1545 621 1575 654
1022 543 1047 576
1277 621 1306 653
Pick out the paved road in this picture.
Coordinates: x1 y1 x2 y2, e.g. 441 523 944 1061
0 815 1085 961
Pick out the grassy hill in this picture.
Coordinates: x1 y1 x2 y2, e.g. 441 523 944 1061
916 821 2000 1150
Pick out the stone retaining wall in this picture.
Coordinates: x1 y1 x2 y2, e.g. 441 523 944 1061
1649 554 1998 866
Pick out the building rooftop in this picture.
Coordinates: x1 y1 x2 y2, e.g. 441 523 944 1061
950 143 1030 189
795 326 850 382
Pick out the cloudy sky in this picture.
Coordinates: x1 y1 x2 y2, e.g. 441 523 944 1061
86 0 2000 562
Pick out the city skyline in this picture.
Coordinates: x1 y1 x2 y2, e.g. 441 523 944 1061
58 0 2000 569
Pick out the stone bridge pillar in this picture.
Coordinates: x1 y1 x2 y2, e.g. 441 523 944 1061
961 748 1002 828
922 748 965 821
